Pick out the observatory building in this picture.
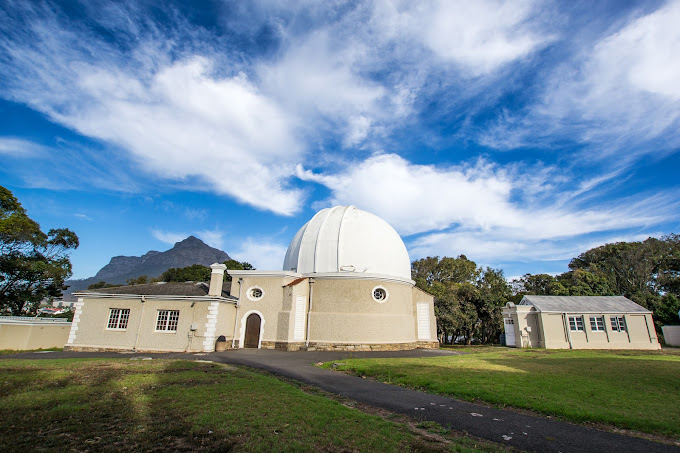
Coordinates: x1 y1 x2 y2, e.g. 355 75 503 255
66 206 438 352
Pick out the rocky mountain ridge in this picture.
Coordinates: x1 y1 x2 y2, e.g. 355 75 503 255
63 236 231 299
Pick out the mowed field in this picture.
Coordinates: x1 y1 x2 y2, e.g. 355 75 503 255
0 358 505 453
323 347 680 440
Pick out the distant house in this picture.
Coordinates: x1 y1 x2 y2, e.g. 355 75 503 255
52 300 77 309
503 296 661 350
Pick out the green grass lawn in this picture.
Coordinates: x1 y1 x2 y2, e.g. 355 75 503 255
322 347 680 439
0 358 505 452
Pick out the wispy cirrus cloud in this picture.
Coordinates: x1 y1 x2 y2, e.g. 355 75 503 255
372 0 553 75
151 229 188 245
479 1 680 158
0 0 559 214
0 3 304 215
2 0 679 279
151 228 225 250
299 152 677 265
230 237 288 271
196 229 225 250
0 137 49 156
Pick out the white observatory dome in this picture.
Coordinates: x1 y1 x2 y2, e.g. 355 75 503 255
283 206 412 281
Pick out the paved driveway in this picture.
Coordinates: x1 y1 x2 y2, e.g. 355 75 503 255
4 348 678 453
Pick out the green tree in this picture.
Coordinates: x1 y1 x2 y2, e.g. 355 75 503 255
87 281 122 290
0 186 79 315
413 256 479 343
568 238 665 305
654 294 680 326
126 275 148 286
412 255 478 288
657 234 680 297
557 269 613 296
224 260 255 283
476 267 512 344
453 282 481 345
159 260 255 284
516 235 680 332
514 273 568 296
224 260 254 271
161 264 211 282
412 256 509 344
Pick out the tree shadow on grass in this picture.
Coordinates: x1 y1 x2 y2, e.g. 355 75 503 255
144 360 239 452
0 360 145 451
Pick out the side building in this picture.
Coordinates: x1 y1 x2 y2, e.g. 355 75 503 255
66 274 236 353
503 295 661 350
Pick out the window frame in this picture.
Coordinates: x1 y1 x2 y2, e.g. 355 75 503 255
246 286 264 301
371 285 389 303
106 308 130 330
589 316 605 332
610 315 627 332
155 309 180 333
568 315 584 331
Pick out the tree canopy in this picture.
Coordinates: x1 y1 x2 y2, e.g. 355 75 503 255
87 281 122 290
412 255 511 344
0 186 79 315
160 260 255 283
513 235 680 330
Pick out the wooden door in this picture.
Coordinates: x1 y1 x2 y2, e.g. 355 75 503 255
244 313 261 348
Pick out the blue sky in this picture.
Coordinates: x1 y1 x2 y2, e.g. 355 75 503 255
1 0 679 280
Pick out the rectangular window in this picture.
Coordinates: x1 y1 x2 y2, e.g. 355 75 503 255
589 316 605 331
568 316 584 331
156 310 179 332
610 316 626 332
107 308 130 330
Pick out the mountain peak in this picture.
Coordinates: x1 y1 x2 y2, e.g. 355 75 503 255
175 235 203 247
65 236 231 295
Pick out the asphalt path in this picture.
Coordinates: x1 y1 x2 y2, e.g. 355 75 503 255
3 349 678 452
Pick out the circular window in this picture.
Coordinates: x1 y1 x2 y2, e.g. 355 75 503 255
247 287 264 301
372 286 388 303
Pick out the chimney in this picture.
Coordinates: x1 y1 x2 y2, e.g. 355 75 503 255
209 263 227 296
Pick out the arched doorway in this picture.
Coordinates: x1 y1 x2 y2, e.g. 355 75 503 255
244 313 262 348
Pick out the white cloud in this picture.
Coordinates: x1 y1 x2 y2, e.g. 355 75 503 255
66 58 304 215
152 228 225 250
604 1 680 100
299 154 516 235
184 208 208 221
409 231 663 266
196 229 225 250
343 115 373 147
0 7 305 215
151 229 188 245
256 0 553 149
74 213 93 221
258 29 386 148
0 0 558 213
0 137 48 156
231 238 288 271
372 0 552 75
299 153 675 263
480 1 680 155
